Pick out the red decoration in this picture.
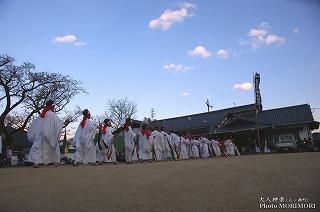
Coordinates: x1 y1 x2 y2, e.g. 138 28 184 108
40 106 51 118
102 124 107 135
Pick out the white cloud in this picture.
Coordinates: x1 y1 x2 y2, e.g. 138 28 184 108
148 2 197 30
216 49 229 59
53 34 85 47
163 63 194 73
241 22 285 49
180 92 190 96
293 28 300 34
53 35 77 43
177 2 197 10
265 34 285 45
248 28 268 40
189 45 211 58
239 39 250 46
73 41 86 47
233 82 253 90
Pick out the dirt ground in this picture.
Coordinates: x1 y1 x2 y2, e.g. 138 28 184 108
0 152 319 212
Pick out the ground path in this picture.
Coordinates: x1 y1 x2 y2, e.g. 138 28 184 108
0 152 319 212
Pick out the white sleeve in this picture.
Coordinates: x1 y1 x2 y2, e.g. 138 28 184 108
72 125 81 147
27 117 42 143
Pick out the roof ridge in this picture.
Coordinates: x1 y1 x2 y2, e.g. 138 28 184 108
154 103 256 122
262 104 310 112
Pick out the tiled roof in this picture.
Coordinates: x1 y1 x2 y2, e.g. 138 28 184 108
150 104 256 131
257 104 314 126
150 104 317 132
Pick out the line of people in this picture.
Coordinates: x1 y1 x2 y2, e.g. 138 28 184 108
122 118 240 164
26 102 240 168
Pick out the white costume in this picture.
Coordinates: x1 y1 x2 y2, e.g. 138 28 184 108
73 119 97 164
180 137 189 160
150 130 163 161
211 140 221 157
138 129 153 161
123 126 138 163
225 139 235 156
191 139 200 158
97 126 117 163
28 110 63 165
170 133 181 160
184 138 191 157
161 131 172 160
200 137 210 158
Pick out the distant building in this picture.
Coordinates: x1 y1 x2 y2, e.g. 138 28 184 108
149 104 319 151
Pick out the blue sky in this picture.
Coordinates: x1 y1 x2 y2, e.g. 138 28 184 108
1 0 319 123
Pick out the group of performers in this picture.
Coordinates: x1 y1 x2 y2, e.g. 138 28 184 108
121 118 240 164
27 100 240 168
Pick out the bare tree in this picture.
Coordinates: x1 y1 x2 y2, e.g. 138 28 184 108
105 97 137 129
0 54 86 145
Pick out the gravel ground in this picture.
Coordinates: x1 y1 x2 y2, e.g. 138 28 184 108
0 152 319 212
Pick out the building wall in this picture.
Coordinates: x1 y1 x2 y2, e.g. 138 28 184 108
299 126 311 140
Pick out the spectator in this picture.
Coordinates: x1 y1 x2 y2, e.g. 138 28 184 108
6 145 13 167
17 147 25 166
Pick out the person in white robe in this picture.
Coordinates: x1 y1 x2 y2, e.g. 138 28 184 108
73 109 97 165
211 139 222 157
191 138 200 159
150 126 163 161
160 128 173 161
123 118 138 163
180 135 189 160
170 131 181 160
264 140 270 153
208 139 215 157
97 119 117 164
138 124 153 161
200 136 210 159
225 138 235 156
159 128 166 161
27 100 64 167
232 141 241 156
184 135 192 158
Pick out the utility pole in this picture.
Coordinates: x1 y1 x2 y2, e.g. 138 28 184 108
150 108 155 121
253 72 262 152
205 99 213 112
